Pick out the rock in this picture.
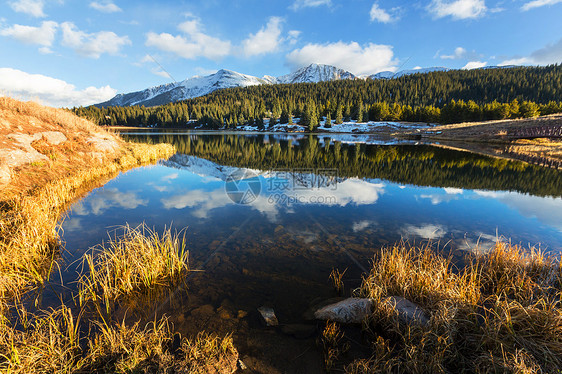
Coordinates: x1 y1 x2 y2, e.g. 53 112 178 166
281 324 317 339
314 298 373 324
237 310 248 319
39 131 67 145
87 134 119 153
257 306 278 326
217 306 233 320
304 297 345 320
382 296 430 326
0 165 11 185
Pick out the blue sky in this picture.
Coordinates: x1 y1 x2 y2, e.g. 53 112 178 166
1 0 561 107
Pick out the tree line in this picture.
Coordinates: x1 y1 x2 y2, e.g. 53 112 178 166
73 64 562 129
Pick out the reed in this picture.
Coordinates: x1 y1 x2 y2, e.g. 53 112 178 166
78 224 189 314
350 241 562 373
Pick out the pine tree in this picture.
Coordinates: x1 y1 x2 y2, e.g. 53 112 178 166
325 111 332 128
335 104 343 124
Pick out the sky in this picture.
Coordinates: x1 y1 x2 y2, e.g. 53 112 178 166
0 0 561 107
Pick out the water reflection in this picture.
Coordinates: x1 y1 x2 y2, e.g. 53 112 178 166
54 132 562 371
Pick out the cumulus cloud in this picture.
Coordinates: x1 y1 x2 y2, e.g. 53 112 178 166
521 0 562 11
441 46 466 59
146 16 231 61
370 3 398 23
291 0 331 10
9 0 45 18
462 60 487 69
0 67 117 107
401 223 447 240
89 1 122 13
287 30 301 45
499 38 562 66
242 17 283 57
61 22 130 58
286 41 398 75
428 0 487 19
0 21 57 52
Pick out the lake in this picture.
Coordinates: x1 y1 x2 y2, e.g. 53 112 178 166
57 132 562 372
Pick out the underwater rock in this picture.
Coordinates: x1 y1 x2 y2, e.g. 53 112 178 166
314 298 373 324
257 306 279 326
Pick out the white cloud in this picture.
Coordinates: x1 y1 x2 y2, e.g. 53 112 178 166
370 3 398 23
291 0 331 10
242 17 283 57
287 30 301 45
428 0 487 19
146 16 231 60
0 21 57 50
286 41 398 76
89 1 122 13
9 0 45 18
521 0 562 11
353 220 375 232
474 190 562 231
61 22 131 58
462 60 487 69
441 46 466 59
401 223 447 239
0 67 117 107
499 38 562 66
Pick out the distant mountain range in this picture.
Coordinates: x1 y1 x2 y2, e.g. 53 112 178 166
95 63 491 108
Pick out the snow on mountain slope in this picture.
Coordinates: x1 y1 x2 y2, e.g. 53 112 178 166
97 69 271 108
369 67 450 80
277 63 356 84
97 64 465 108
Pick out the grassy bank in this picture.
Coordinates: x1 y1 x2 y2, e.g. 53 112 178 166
341 242 562 373
0 98 239 373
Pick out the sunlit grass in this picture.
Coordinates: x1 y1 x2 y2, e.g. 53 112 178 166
78 224 189 314
349 241 562 373
0 306 238 374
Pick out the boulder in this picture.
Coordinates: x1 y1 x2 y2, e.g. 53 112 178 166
314 298 373 324
40 131 67 145
382 296 430 326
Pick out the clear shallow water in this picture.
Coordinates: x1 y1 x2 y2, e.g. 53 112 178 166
54 133 562 371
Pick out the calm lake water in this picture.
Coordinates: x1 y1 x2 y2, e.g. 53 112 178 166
56 132 562 372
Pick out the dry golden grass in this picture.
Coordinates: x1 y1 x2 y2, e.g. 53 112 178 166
0 307 238 374
350 242 562 373
0 97 175 312
78 224 189 315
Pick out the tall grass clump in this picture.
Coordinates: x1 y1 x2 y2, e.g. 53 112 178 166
0 307 238 374
350 241 562 373
78 224 189 313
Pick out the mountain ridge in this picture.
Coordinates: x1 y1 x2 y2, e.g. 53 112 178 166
96 64 501 108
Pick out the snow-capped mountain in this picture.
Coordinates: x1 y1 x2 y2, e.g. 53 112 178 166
97 69 272 108
97 64 357 108
277 63 356 84
369 67 450 80
97 64 456 108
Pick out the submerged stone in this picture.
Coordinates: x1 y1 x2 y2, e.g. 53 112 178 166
257 306 279 326
314 298 373 324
